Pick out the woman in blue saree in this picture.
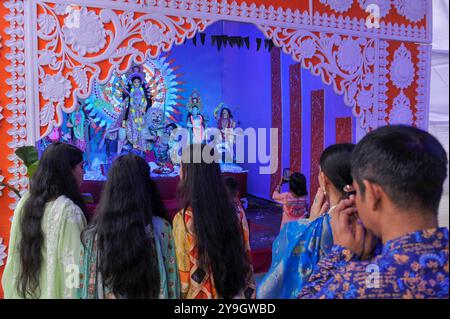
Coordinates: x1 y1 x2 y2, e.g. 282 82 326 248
257 144 356 299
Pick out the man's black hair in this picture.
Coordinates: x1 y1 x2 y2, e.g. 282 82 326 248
351 125 448 214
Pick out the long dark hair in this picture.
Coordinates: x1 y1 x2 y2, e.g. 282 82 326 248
18 142 87 298
179 144 250 298
289 172 308 197
320 143 355 197
83 154 161 298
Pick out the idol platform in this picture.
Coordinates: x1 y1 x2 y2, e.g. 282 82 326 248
80 162 276 274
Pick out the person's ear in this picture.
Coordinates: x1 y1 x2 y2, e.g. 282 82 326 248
321 172 331 189
362 180 383 212
319 171 331 196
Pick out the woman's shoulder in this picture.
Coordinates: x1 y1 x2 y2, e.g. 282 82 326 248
14 192 30 211
152 216 172 233
173 209 194 234
54 195 86 224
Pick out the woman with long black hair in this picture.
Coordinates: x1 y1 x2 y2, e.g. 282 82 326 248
2 143 88 298
173 143 255 299
79 154 180 299
258 143 364 299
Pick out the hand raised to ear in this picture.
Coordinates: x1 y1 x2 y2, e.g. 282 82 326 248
310 188 327 220
330 197 365 257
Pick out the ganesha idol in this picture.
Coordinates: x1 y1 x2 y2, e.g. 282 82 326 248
144 107 175 174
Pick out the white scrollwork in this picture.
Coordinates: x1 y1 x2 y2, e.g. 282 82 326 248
394 0 427 23
358 0 392 18
141 20 175 46
37 13 57 36
5 0 432 156
118 0 429 42
337 38 363 74
389 90 413 124
34 1 214 138
320 0 354 13
390 43 414 90
0 238 7 267
298 38 316 60
378 40 389 126
259 25 377 129
40 73 72 103
357 88 373 110
61 7 107 57
3 0 28 208
38 49 57 66
415 44 431 129
0 174 5 197
0 0 433 212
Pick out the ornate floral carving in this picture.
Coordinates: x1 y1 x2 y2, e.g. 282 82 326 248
0 174 5 197
378 40 390 126
312 11 427 43
0 0 432 214
415 44 431 129
390 90 413 124
357 88 373 110
4 0 28 208
298 38 316 60
40 73 72 103
141 21 175 46
141 21 164 45
337 38 363 74
38 49 57 66
358 0 392 18
38 13 57 36
394 0 427 23
6 0 431 149
33 1 213 138
320 0 353 13
61 7 107 56
390 43 414 90
53 3 69 15
259 25 377 129
0 238 7 267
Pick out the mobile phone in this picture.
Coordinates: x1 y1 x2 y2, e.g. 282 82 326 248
282 168 290 182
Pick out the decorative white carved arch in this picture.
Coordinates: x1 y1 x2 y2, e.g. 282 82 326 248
2 0 432 205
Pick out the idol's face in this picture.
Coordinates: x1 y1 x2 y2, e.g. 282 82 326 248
222 109 230 118
150 109 164 126
133 78 141 87
166 126 175 135
192 107 199 116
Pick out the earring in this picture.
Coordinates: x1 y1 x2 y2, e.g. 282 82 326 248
343 185 354 193
322 187 327 196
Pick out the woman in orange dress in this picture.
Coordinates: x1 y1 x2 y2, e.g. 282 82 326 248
173 144 255 299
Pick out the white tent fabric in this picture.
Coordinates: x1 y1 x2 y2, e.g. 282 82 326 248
430 0 449 227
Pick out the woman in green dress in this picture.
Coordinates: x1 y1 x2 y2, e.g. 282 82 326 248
2 143 88 298
79 154 180 299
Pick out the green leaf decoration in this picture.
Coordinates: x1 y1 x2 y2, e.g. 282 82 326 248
27 162 39 179
15 146 39 168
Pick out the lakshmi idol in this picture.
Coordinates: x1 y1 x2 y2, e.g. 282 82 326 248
186 90 207 144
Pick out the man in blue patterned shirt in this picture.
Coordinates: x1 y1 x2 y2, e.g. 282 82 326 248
299 125 449 299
